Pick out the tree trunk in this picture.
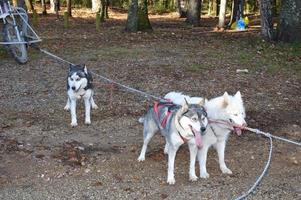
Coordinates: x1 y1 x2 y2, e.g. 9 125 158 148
216 0 220 16
100 0 105 21
260 0 274 40
50 0 60 18
218 0 227 28
125 0 152 32
186 0 201 26
208 0 213 15
177 0 187 18
228 0 244 27
92 0 101 12
212 0 217 16
67 0 72 17
41 0 47 15
105 0 109 18
277 0 301 42
25 0 34 12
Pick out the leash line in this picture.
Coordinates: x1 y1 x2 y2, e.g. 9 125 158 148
235 132 273 200
209 120 300 199
33 47 300 199
33 47 165 102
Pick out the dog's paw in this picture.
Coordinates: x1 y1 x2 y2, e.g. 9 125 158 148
137 156 145 162
167 177 176 185
64 105 70 111
189 174 198 182
71 122 78 127
91 103 98 110
200 172 210 179
221 167 233 175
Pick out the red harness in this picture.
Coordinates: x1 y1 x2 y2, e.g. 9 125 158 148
153 100 189 143
153 101 174 129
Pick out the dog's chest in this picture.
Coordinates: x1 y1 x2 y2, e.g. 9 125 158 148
72 89 87 99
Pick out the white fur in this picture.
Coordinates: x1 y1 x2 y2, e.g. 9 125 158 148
137 101 206 184
64 68 98 127
164 91 246 179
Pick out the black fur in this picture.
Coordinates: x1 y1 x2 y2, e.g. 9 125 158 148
67 64 93 90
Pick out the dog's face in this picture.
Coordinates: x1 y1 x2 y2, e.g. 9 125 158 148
68 65 88 92
177 100 207 148
222 91 247 135
189 99 208 135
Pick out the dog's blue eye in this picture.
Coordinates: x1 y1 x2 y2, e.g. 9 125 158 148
70 78 74 81
76 78 81 81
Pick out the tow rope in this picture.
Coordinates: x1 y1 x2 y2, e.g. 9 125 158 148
33 47 301 200
209 119 300 200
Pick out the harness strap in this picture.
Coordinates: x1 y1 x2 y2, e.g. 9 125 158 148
177 131 189 143
154 101 189 143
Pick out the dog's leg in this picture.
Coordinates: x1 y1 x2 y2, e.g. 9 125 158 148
84 97 91 125
188 143 198 181
167 144 179 185
215 141 232 175
70 99 78 127
64 97 71 111
198 145 210 179
90 96 98 110
138 125 156 161
164 139 169 154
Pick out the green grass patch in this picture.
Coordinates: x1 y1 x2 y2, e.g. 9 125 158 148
0 46 8 59
187 63 210 72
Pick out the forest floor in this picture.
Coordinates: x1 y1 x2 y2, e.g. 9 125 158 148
0 8 301 200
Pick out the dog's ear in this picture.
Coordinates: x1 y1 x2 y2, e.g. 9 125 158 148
205 98 209 104
181 98 189 113
198 98 205 106
235 91 242 100
69 64 74 72
83 65 88 74
222 92 230 108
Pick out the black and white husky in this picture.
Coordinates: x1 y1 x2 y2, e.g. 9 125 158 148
138 100 208 184
64 64 98 127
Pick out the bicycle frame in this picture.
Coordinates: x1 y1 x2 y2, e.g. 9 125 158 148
0 0 42 45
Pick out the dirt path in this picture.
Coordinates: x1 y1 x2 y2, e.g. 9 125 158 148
0 10 300 200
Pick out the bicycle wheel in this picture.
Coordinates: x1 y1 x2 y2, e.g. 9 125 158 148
3 22 28 64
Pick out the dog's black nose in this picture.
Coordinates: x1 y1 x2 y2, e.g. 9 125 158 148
201 127 206 132
71 86 76 90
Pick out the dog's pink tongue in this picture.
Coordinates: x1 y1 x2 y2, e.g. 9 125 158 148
234 127 242 136
194 131 203 149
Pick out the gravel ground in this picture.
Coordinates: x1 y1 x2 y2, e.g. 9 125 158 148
0 10 301 200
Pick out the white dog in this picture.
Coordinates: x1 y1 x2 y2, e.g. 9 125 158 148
165 91 247 178
64 64 98 127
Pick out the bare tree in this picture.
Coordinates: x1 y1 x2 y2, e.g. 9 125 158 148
186 0 201 26
125 0 152 32
177 0 187 17
277 0 301 42
41 0 47 15
25 0 34 12
218 0 227 29
67 0 72 17
260 0 274 40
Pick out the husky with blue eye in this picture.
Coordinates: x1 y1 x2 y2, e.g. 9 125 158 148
64 64 98 127
138 100 208 185
165 91 247 179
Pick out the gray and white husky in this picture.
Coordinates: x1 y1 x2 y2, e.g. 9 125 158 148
165 91 247 179
64 64 98 127
138 100 208 184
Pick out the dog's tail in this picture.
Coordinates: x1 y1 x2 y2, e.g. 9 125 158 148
138 116 145 124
